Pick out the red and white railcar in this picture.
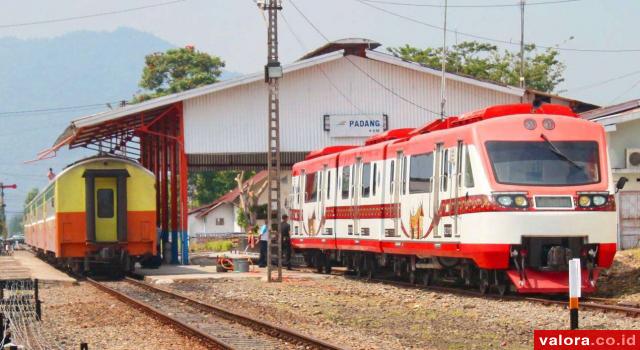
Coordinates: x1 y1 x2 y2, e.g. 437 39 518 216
289 103 619 294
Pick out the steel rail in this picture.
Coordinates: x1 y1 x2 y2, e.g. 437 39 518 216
122 277 343 350
349 275 640 318
86 278 233 350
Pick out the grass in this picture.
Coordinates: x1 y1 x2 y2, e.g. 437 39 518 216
189 239 234 253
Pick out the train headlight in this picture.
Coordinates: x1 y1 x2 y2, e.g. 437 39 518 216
592 195 607 206
523 118 537 130
497 195 513 207
578 195 591 207
514 195 528 207
542 118 556 130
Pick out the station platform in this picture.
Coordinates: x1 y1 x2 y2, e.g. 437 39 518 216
0 250 76 284
135 252 334 284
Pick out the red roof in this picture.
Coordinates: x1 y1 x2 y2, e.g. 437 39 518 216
364 128 414 145
189 170 268 217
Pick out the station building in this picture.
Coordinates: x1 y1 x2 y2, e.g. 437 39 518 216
45 38 596 262
581 99 640 249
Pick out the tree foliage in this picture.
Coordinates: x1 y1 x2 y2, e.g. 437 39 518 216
388 41 565 92
8 216 22 235
188 171 255 208
24 188 39 207
135 47 225 102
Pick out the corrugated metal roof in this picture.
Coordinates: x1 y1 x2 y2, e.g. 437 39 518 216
580 99 640 120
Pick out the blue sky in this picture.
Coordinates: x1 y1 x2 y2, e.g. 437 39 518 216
0 0 638 106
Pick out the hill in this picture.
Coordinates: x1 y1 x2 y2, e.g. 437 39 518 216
0 27 174 222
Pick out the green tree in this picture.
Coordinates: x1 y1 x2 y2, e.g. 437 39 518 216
24 188 39 206
388 41 565 92
135 46 225 101
8 215 22 236
188 171 255 208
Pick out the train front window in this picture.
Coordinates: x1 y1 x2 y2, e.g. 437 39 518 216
486 141 600 186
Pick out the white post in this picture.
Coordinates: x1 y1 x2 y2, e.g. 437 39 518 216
568 258 581 329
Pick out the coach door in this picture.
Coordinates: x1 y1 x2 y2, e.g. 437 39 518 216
95 177 118 242
353 159 362 236
432 144 443 238
392 152 404 238
453 141 464 238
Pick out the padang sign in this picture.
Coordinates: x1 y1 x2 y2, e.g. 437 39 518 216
324 114 388 138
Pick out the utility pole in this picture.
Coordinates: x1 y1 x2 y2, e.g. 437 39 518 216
439 0 448 121
259 0 283 283
519 0 526 90
0 183 17 240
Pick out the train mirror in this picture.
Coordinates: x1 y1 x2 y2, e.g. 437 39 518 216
615 177 628 193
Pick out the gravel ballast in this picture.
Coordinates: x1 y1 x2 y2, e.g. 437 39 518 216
165 276 639 350
40 282 209 350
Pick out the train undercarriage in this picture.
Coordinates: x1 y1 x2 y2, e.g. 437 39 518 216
300 236 601 295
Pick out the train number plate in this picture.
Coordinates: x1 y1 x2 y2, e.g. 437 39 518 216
534 196 573 208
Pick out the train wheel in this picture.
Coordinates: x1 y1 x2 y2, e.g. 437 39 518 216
478 269 490 295
323 253 332 274
315 251 324 273
494 271 508 296
364 255 376 281
421 270 432 287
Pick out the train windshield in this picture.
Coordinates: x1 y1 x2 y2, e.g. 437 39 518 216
486 141 600 186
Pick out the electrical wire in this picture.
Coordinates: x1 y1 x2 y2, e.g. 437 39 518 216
565 69 640 93
0 0 187 29
608 77 640 105
288 0 441 117
0 101 123 118
359 0 583 8
354 0 640 53
280 8 366 114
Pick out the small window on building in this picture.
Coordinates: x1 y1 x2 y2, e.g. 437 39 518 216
216 218 225 226
361 163 371 198
464 146 475 188
341 166 350 199
410 153 434 193
305 172 317 202
97 189 114 218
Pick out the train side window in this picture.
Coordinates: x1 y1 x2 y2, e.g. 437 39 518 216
97 189 114 218
361 163 372 198
410 153 434 193
402 156 408 195
326 170 331 200
372 163 378 197
305 172 317 202
389 160 395 195
341 166 350 199
464 146 475 188
441 149 450 192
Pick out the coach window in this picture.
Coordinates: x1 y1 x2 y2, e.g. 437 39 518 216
389 160 395 195
402 156 408 195
464 146 475 188
372 163 378 197
305 172 317 202
341 166 350 199
441 149 450 192
97 189 115 218
326 170 332 200
410 153 434 193
361 163 372 198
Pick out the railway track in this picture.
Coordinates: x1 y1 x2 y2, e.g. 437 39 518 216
294 266 640 318
86 277 342 350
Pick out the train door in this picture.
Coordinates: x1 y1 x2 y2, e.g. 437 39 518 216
437 145 455 239
94 177 118 242
352 159 362 237
453 141 464 238
432 144 443 238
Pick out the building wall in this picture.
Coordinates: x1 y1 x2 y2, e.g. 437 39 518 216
183 55 521 155
188 203 238 235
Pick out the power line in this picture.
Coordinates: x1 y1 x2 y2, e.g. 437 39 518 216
359 0 582 8
0 101 121 118
354 0 640 53
608 78 640 105
566 69 640 93
0 0 187 29
288 0 441 117
280 7 366 113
